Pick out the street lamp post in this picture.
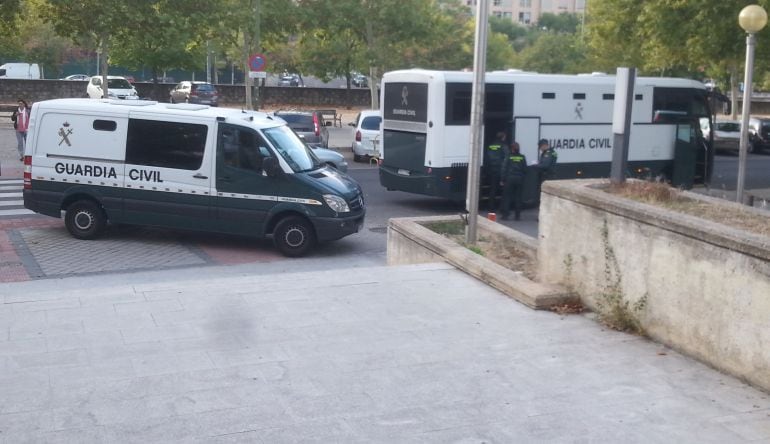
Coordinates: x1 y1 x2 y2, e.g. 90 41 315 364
737 4 767 204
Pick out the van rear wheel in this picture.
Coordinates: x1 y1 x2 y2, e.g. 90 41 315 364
273 216 315 257
65 200 106 240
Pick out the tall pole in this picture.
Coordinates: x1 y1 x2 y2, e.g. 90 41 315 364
610 67 636 184
206 40 211 84
737 32 755 204
464 0 489 245
736 5 767 203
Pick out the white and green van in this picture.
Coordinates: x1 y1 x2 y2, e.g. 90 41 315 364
22 99 365 257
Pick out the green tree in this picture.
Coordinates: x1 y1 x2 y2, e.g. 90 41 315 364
38 0 132 95
585 0 770 117
537 12 580 34
108 1 218 94
515 32 589 74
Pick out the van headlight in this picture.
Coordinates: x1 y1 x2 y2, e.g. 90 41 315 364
323 194 350 213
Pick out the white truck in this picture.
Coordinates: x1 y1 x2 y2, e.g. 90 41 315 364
0 63 41 79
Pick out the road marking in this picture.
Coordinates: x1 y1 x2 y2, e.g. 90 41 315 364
0 180 33 217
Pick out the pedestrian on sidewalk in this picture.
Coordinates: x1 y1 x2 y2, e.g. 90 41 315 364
500 141 528 221
11 98 31 161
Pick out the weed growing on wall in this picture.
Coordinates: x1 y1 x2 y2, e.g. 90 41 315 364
596 219 647 335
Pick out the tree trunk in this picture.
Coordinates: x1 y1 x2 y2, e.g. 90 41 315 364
100 37 109 99
730 64 739 120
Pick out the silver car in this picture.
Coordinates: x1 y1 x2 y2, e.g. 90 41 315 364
309 146 348 173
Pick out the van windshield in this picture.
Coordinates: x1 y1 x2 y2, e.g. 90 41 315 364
262 125 321 173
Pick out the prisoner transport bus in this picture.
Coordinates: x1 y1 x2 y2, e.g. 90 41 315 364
379 69 714 204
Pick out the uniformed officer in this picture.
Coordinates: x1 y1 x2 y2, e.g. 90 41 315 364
534 138 557 184
500 141 527 221
484 131 508 211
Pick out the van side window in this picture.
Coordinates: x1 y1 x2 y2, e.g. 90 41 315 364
126 119 207 170
93 120 117 131
218 125 270 173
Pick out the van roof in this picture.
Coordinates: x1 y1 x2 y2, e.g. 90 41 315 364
34 98 282 127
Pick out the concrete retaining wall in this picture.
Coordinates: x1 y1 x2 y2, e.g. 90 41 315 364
0 79 371 108
538 179 770 391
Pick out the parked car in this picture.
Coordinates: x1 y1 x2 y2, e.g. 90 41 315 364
351 72 368 88
169 81 219 106
310 146 349 172
349 109 382 162
280 73 301 87
61 74 90 81
86 75 139 100
712 120 741 153
748 117 770 153
273 110 330 148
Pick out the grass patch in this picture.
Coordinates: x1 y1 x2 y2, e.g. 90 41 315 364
422 220 464 236
422 219 537 280
605 180 770 238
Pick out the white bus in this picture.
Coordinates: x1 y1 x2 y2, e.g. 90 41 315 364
379 69 714 204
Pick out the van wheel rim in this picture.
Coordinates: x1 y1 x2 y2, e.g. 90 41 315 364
284 227 305 247
74 211 94 230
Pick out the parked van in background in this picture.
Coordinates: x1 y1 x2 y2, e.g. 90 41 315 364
0 63 41 79
23 99 366 257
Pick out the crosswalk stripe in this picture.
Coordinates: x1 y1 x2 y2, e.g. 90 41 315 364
0 180 34 217
0 209 33 216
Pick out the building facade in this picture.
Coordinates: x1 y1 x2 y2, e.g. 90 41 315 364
464 0 586 25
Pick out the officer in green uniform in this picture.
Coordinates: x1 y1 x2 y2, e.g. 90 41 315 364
484 131 508 211
534 138 557 184
500 141 528 221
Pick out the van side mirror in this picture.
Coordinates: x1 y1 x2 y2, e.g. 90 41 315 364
263 156 283 177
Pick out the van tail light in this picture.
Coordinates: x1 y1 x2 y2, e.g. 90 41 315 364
355 130 362 142
313 113 320 137
23 155 32 189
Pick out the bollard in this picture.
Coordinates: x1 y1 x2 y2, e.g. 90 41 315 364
487 212 496 222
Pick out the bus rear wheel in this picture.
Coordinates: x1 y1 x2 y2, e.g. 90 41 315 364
273 216 315 257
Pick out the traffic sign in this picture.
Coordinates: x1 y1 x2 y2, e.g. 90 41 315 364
249 71 267 79
248 53 266 72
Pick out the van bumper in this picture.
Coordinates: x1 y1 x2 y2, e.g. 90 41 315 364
23 189 62 218
314 212 365 242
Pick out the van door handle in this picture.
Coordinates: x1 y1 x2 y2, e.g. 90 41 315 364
193 173 208 179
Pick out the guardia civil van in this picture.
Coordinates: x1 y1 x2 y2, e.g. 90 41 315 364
22 99 365 257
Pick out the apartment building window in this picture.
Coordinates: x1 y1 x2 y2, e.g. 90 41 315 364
519 12 531 24
520 0 532 7
493 11 503 17
493 0 502 6
503 12 512 19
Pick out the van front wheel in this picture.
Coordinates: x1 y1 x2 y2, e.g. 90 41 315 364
65 200 106 240
273 216 315 257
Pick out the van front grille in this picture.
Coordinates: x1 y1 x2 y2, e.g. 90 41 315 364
348 192 364 211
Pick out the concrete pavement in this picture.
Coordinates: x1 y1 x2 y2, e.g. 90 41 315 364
2 108 770 442
2 261 770 442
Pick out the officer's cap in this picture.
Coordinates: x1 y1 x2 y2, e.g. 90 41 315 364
538 138 548 146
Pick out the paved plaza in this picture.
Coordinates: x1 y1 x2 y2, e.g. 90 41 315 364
1 262 770 442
